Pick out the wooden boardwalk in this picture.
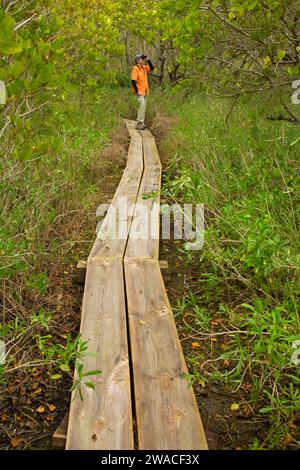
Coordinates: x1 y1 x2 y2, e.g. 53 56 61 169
66 121 207 450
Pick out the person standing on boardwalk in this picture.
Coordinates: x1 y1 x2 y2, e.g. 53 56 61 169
131 53 154 130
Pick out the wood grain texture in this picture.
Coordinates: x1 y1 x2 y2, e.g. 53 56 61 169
66 119 207 450
89 121 143 259
124 259 208 450
66 258 133 450
125 132 161 260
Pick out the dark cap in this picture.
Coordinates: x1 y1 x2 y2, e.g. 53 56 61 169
134 53 147 63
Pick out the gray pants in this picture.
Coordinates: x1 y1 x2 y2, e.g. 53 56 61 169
136 95 148 124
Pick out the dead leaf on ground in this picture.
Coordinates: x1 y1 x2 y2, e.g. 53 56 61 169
282 433 293 446
10 437 23 448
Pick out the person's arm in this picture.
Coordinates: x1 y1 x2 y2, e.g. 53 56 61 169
146 59 154 72
131 79 139 94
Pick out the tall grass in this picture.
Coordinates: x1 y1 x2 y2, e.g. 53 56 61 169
0 86 130 448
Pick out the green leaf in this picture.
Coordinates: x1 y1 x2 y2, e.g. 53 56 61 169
0 14 15 42
10 61 24 79
275 50 285 62
51 374 62 380
290 135 300 147
59 364 70 372
84 381 96 389
83 369 102 377
0 41 23 55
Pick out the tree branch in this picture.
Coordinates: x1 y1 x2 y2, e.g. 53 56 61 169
14 12 37 31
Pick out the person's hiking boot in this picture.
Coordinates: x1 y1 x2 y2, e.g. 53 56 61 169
135 122 146 130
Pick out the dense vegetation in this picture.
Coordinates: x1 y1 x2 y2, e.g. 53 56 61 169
0 0 299 449
156 88 299 449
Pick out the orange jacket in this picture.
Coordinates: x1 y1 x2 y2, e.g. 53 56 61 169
131 64 151 96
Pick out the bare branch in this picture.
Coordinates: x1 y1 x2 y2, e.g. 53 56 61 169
14 12 37 31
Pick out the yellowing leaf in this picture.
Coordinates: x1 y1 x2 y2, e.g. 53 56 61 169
263 56 271 68
48 404 56 412
192 342 201 349
36 405 45 413
139 320 146 325
230 403 240 411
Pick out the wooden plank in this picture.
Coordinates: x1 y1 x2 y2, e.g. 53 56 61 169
89 122 143 260
159 260 168 270
75 258 168 284
125 133 161 260
124 259 208 450
53 412 69 448
66 258 133 450
76 260 87 284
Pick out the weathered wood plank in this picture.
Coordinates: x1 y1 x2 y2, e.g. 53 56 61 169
76 260 87 284
53 412 69 448
66 258 133 450
89 122 143 259
124 259 208 450
125 133 161 260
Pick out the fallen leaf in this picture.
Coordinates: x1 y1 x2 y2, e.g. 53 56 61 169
243 405 251 417
282 433 293 446
26 421 36 430
36 405 45 413
48 404 56 412
192 342 201 349
10 437 22 448
241 383 252 391
230 403 240 411
183 312 193 318
223 359 230 367
1 414 8 423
